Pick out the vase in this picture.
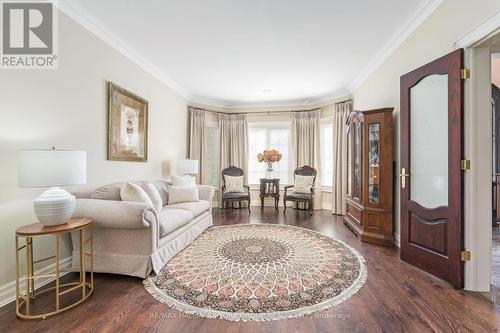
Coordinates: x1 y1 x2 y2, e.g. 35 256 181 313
265 162 274 179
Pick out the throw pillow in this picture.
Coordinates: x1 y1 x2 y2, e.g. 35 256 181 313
292 175 315 193
168 186 199 204
120 182 153 207
91 183 121 201
141 182 163 212
171 175 196 186
224 175 245 193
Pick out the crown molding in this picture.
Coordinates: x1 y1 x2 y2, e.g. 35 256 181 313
347 0 444 93
53 0 192 101
454 10 500 49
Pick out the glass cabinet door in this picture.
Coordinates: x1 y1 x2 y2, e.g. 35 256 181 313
353 123 362 200
368 123 380 204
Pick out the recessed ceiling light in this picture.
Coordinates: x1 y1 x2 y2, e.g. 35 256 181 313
263 89 272 93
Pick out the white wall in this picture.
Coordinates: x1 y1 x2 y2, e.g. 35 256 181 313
352 0 500 240
0 10 188 290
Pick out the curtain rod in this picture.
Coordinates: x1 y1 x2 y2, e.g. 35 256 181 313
189 98 352 116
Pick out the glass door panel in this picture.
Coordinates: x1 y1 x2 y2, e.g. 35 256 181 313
410 74 448 208
368 123 380 204
353 124 362 199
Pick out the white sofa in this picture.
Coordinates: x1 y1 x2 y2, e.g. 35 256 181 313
71 180 214 278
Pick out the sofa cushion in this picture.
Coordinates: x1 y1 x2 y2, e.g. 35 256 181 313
167 200 210 218
158 208 193 237
120 183 153 208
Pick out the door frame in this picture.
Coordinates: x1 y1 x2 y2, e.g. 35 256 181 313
455 12 500 291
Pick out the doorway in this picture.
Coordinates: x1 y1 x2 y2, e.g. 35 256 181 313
490 53 500 303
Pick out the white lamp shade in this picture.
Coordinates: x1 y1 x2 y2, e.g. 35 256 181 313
18 150 87 188
177 159 199 175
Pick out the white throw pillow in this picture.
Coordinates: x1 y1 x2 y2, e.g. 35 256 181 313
171 175 196 186
141 182 163 212
292 175 315 193
224 175 245 193
168 186 199 204
120 182 153 207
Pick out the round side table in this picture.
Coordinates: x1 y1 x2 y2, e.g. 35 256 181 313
15 218 94 320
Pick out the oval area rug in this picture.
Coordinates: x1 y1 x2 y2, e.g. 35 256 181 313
144 224 367 321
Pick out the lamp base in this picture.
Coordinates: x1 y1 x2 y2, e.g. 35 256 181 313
33 187 76 227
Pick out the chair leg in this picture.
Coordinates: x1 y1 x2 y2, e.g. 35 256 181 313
283 199 287 213
248 198 251 212
310 199 313 216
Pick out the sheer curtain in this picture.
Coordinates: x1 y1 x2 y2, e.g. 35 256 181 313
291 110 321 209
331 100 352 215
187 107 207 184
218 113 249 198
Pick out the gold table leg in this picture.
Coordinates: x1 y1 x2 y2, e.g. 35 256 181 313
55 234 60 311
25 237 31 316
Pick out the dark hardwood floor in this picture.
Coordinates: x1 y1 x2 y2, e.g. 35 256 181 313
1 208 500 333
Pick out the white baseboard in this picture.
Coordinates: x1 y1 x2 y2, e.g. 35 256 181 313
393 233 401 247
0 257 72 308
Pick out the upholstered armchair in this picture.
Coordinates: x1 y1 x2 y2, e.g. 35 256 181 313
221 166 251 211
283 165 317 215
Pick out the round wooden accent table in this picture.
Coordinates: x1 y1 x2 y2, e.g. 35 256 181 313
15 218 94 320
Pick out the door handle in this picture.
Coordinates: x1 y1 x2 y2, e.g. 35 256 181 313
400 168 410 189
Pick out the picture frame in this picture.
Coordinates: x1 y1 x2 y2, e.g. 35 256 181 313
107 82 148 162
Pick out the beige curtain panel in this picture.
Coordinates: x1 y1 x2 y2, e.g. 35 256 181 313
218 112 249 183
187 107 207 184
291 110 321 210
331 100 352 215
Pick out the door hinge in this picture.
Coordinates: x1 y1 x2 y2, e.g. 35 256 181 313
461 159 471 170
461 250 471 261
461 68 470 80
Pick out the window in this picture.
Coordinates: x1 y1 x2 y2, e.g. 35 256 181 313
321 119 333 189
206 123 219 186
248 123 291 185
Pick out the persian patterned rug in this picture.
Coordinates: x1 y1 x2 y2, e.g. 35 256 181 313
144 224 367 321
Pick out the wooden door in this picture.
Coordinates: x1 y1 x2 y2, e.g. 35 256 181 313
400 49 464 288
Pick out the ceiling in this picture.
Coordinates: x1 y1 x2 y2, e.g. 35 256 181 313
62 0 438 107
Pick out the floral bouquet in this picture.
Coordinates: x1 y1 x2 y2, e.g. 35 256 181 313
257 149 282 172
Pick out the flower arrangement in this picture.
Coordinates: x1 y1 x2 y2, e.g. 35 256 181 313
257 149 282 172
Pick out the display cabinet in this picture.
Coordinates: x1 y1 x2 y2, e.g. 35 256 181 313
344 108 394 246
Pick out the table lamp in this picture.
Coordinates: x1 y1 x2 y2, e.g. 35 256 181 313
177 159 199 176
18 148 87 227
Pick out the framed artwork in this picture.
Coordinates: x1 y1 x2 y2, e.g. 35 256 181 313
107 82 148 161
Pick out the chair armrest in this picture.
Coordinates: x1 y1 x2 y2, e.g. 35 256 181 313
284 185 294 189
243 185 250 194
73 199 156 229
